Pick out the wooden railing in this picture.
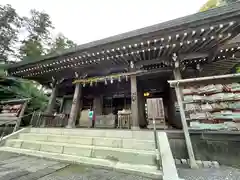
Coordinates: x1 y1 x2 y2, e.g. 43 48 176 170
0 98 29 132
30 112 68 127
117 111 131 129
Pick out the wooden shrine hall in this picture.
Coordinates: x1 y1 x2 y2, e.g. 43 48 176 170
6 2 240 129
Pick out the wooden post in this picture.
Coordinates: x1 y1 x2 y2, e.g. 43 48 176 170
42 80 58 127
13 101 28 132
173 68 198 169
45 81 58 114
67 83 82 128
93 95 103 115
138 89 146 127
131 75 139 130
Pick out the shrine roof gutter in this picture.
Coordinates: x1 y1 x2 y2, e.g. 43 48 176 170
6 2 240 70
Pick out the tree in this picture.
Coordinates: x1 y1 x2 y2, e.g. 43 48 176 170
22 9 53 41
19 9 54 61
0 4 22 64
19 38 44 61
0 4 76 120
199 0 239 12
48 34 76 55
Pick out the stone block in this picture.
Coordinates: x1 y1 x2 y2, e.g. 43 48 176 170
196 160 203 167
63 129 105 137
21 142 40 150
46 128 63 135
19 133 47 141
63 146 92 157
93 137 122 148
93 147 155 165
47 135 68 143
105 130 132 139
175 159 181 165
212 161 220 168
67 136 93 145
40 144 63 153
122 139 155 150
203 161 212 168
5 140 22 148
30 128 47 134
181 159 187 165
133 131 153 140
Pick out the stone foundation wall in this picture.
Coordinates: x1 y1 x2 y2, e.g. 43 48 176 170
167 131 240 168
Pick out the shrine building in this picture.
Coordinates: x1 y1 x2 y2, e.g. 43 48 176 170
6 2 240 129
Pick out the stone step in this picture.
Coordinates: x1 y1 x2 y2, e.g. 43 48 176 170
29 128 155 140
18 133 155 150
0 147 162 179
5 139 157 166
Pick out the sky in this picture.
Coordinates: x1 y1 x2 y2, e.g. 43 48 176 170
1 0 208 45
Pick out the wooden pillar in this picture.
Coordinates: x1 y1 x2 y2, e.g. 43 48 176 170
93 95 103 115
67 83 82 128
131 75 139 129
173 62 198 168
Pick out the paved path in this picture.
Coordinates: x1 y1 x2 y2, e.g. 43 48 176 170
0 151 240 180
0 152 150 180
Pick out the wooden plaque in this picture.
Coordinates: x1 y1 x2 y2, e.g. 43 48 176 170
147 98 165 119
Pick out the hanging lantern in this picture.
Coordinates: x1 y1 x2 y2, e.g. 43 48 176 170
130 61 134 69
104 78 107 85
118 76 121 82
90 81 93 86
95 80 98 86
125 75 128 81
83 82 86 87
110 77 113 84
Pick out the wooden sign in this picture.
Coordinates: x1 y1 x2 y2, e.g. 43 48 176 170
147 98 165 120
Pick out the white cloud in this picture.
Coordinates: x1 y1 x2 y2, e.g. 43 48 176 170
1 0 208 44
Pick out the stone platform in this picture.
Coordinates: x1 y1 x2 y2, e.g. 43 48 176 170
0 128 182 180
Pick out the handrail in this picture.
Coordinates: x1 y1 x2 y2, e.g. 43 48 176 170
0 98 31 105
0 119 18 126
0 111 35 142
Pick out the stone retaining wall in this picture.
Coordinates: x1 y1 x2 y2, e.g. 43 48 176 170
167 131 240 168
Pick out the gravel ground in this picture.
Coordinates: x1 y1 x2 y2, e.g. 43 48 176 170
178 166 240 180
0 151 240 180
39 165 151 180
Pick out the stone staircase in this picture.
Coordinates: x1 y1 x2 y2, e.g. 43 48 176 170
0 128 181 180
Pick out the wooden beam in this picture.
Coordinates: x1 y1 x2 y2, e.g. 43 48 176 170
173 67 198 169
179 52 208 60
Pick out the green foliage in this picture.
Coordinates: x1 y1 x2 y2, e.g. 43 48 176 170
20 38 44 61
22 9 53 40
0 5 76 115
19 9 54 61
0 4 22 63
199 0 238 12
236 66 240 73
48 34 76 55
0 3 76 117
0 76 48 111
